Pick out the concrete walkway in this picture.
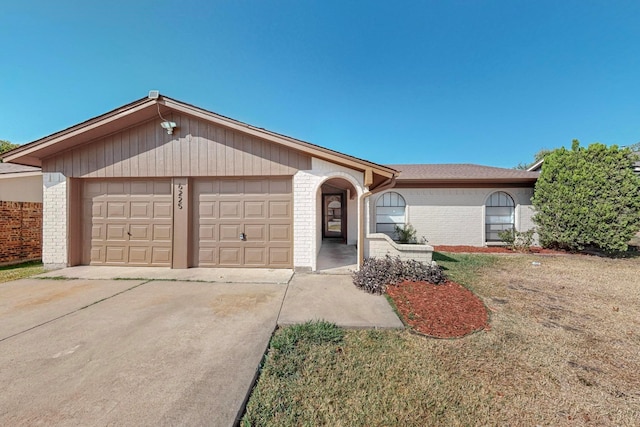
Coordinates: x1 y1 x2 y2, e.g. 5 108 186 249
278 273 403 329
35 265 402 330
38 265 293 284
4 265 402 425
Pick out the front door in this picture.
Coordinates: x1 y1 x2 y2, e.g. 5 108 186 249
322 193 345 240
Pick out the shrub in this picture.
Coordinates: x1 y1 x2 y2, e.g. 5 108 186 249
498 228 536 252
394 224 418 243
352 255 445 295
532 140 640 253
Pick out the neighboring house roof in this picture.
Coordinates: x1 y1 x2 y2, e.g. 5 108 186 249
388 163 539 187
528 150 640 175
0 162 41 177
0 94 396 189
527 159 544 172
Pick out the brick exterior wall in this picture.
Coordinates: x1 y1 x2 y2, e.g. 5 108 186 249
365 233 433 264
0 201 43 264
293 158 364 271
371 187 537 247
42 172 68 269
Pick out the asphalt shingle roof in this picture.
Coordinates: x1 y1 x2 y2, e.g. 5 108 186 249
0 163 41 174
386 163 539 181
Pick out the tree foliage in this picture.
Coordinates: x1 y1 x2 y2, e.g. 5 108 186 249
532 140 640 253
514 148 553 170
0 140 19 161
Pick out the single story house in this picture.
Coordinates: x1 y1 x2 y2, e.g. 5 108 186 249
0 163 43 264
2 94 538 271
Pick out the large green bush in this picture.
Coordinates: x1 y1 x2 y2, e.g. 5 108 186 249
532 140 640 253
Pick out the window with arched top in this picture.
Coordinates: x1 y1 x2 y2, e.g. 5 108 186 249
485 191 515 242
376 192 406 237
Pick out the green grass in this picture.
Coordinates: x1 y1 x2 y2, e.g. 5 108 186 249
0 261 45 284
242 253 640 426
432 251 498 288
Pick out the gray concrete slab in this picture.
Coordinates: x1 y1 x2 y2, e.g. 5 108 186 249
0 280 286 427
278 273 404 329
37 265 294 284
0 278 146 341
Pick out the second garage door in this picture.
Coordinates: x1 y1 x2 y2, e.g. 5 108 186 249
193 178 292 268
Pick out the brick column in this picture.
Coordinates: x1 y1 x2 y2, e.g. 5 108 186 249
42 172 68 269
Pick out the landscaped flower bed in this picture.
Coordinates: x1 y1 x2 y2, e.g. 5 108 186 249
386 280 489 338
353 255 489 338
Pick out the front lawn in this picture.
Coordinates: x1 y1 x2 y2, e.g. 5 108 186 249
242 253 640 426
0 261 44 284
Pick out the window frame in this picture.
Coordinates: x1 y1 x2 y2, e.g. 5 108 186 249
375 191 407 237
485 191 515 242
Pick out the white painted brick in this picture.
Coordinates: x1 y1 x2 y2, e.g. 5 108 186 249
371 187 538 247
293 159 365 270
42 172 68 268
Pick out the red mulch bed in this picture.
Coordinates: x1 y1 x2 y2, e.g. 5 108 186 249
433 245 563 254
386 280 489 338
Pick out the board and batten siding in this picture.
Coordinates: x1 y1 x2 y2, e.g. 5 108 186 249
42 113 311 178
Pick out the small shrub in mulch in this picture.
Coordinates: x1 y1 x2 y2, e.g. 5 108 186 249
386 280 489 338
352 255 445 295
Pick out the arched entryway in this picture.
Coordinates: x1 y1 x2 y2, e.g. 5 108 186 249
316 177 360 272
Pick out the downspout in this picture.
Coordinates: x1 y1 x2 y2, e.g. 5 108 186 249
357 175 397 269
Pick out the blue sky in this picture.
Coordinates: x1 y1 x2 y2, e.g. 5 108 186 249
2 1 639 168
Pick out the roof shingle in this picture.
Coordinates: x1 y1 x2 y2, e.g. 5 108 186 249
386 163 539 182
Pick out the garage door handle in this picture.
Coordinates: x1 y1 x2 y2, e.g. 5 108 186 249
127 231 132 237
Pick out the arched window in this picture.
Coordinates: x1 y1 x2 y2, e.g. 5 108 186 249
485 191 515 242
376 192 406 237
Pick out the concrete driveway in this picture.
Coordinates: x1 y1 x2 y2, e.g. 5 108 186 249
0 278 287 427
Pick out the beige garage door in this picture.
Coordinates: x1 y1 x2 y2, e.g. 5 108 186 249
82 180 173 266
194 178 292 268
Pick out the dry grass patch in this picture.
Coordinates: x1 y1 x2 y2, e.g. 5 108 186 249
243 254 640 426
0 261 44 284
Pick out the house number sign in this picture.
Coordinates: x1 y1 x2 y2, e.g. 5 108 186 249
177 184 184 210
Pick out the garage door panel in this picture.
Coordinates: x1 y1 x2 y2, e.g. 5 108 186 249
128 247 151 264
269 201 291 219
269 248 291 265
245 224 265 241
106 246 127 263
152 247 171 264
107 181 126 194
153 202 172 218
220 225 241 241
244 248 266 265
199 201 217 217
91 224 104 239
198 248 216 265
219 247 241 265
90 247 103 263
268 179 291 194
193 177 292 268
107 202 127 219
92 201 105 218
129 225 150 240
106 224 127 240
219 201 241 219
83 179 172 267
220 180 241 194
269 224 291 241
153 224 172 241
244 201 266 219
130 202 150 218
199 225 216 241
153 181 172 194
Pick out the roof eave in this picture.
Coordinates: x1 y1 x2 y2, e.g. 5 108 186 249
2 94 397 179
394 177 538 188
